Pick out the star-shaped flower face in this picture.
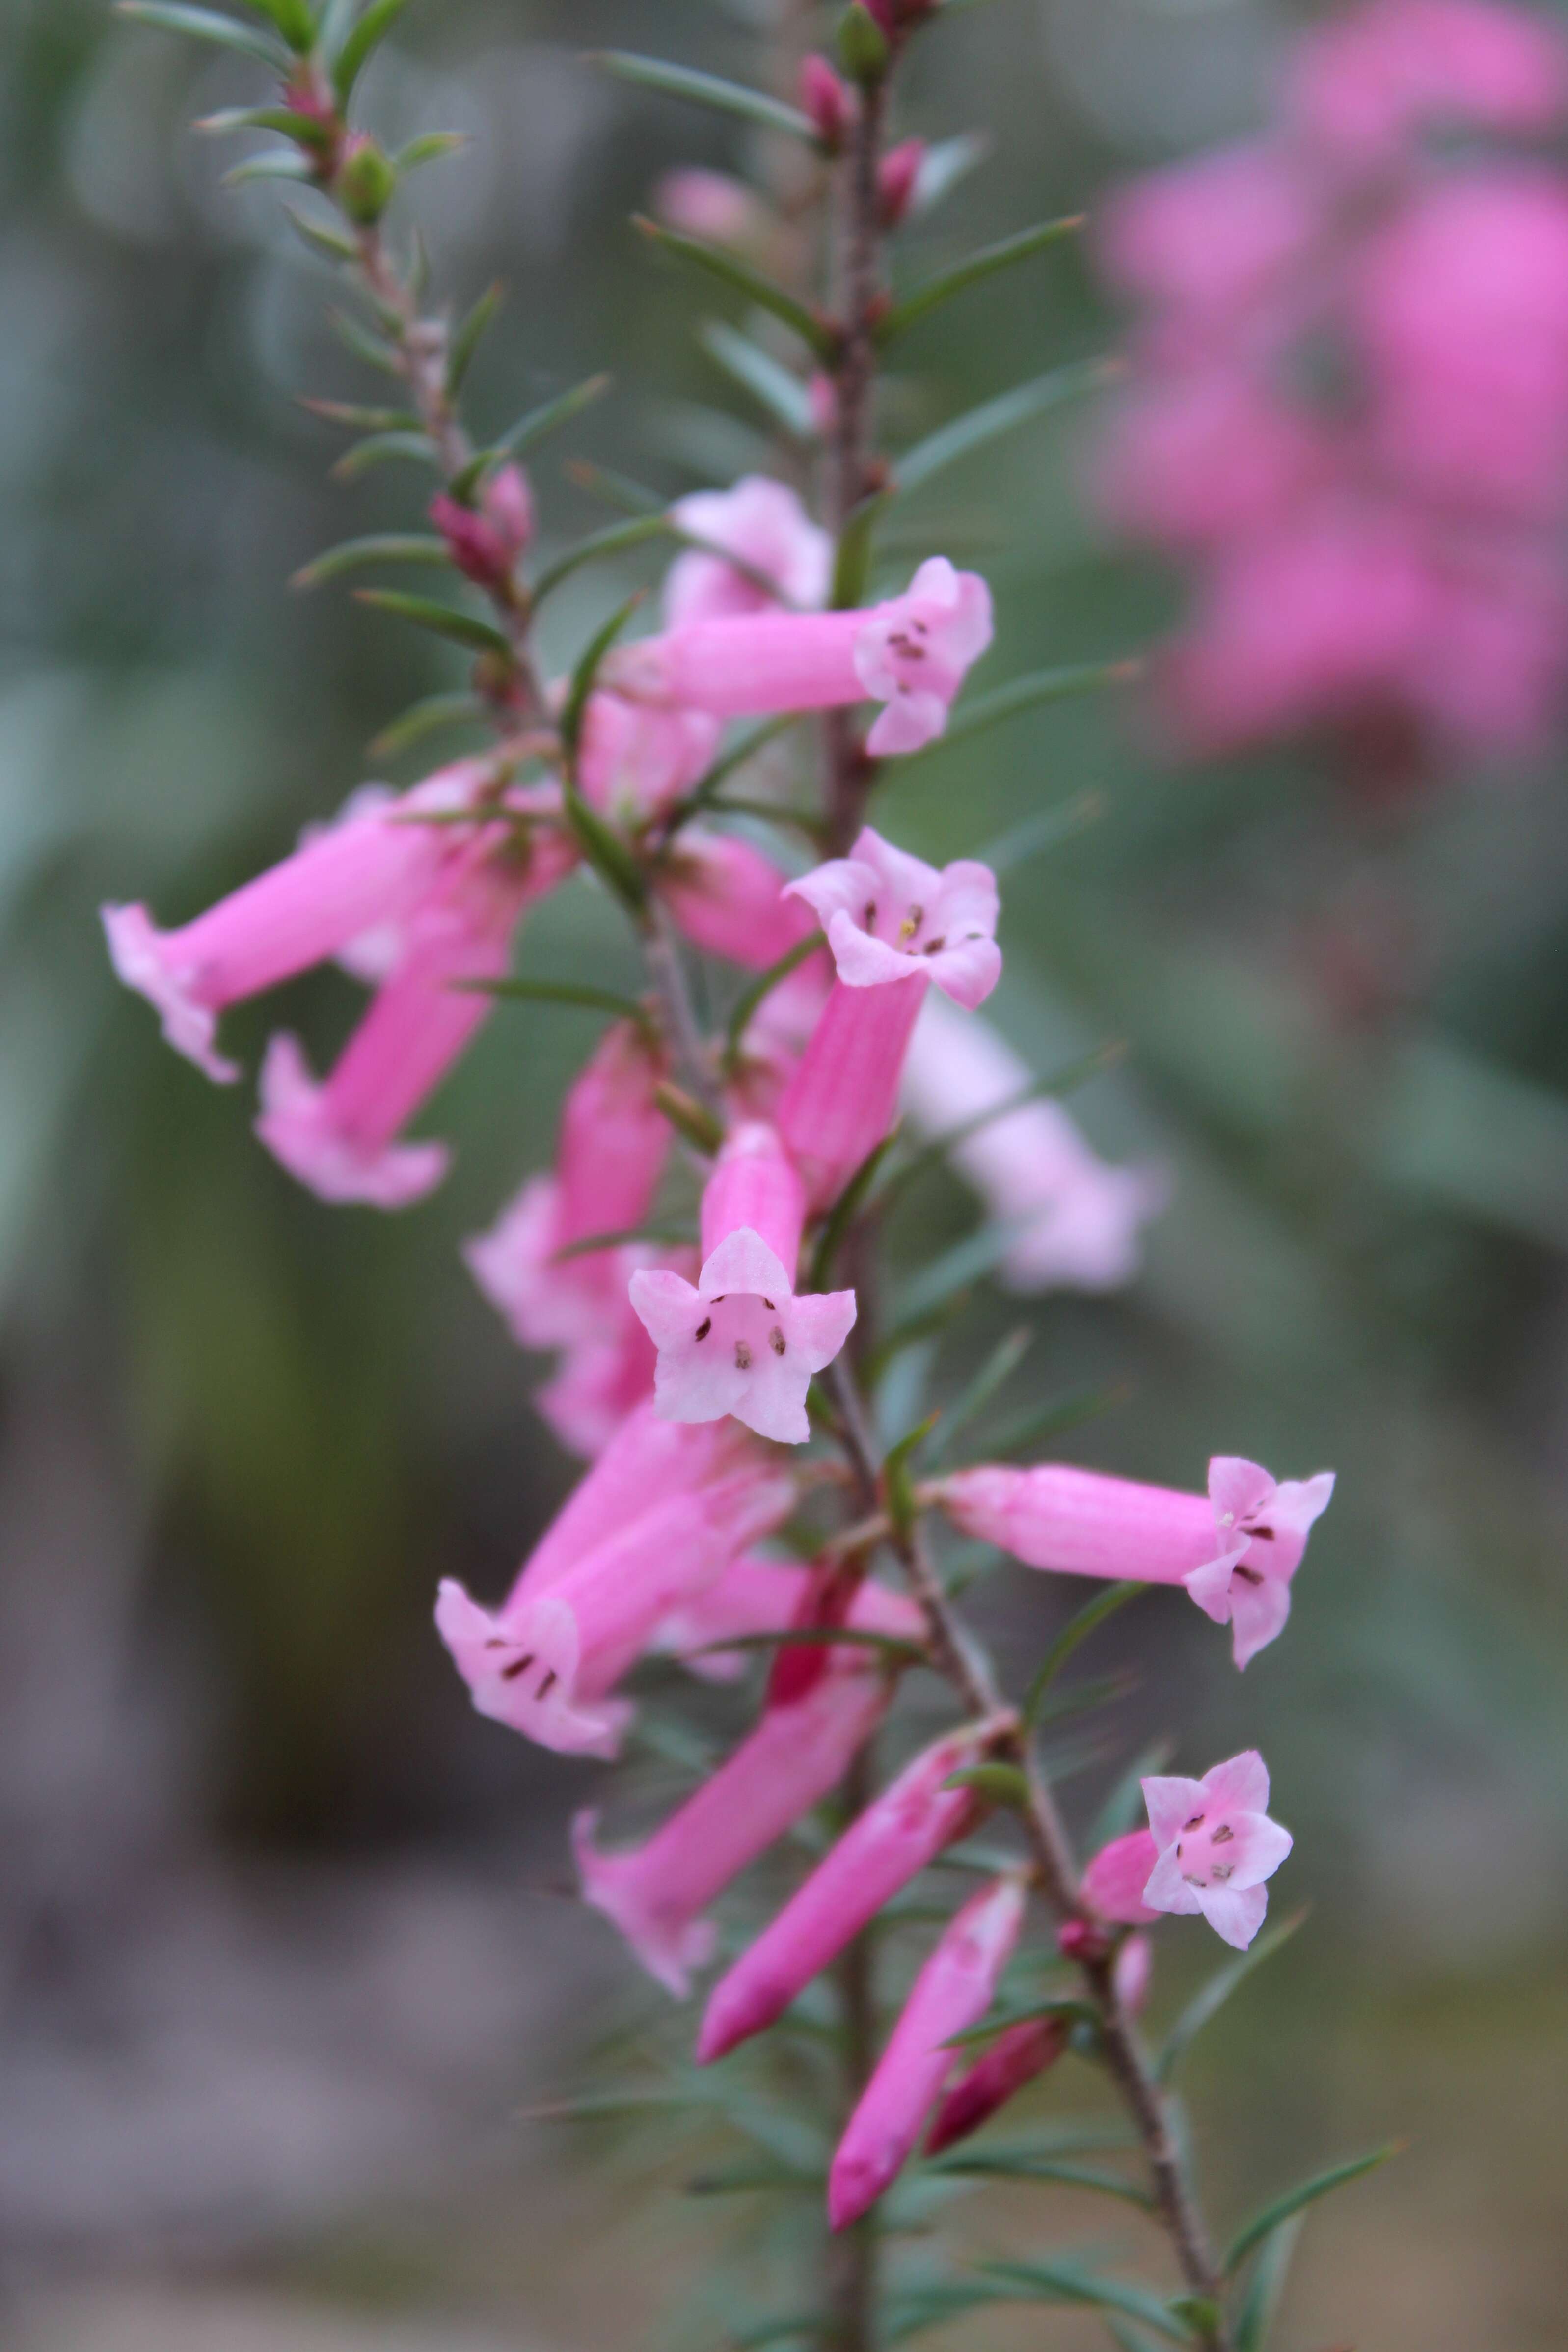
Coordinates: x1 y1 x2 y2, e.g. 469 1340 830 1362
434 1580 631 1759
785 826 1001 1010
1183 1456 1335 1668
628 1228 857 1445
853 558 994 754
1140 1751 1293 1950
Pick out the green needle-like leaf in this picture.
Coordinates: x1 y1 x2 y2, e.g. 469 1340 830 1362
1232 2214 1302 2352
878 213 1087 344
368 690 488 758
446 281 503 393
397 130 467 170
291 533 449 590
560 590 646 769
115 1 291 69
944 1759 1031 1809
978 2258 1195 2342
927 1326 1033 1467
1223 2144 1403 2277
699 321 818 441
497 370 613 461
722 932 828 1070
592 51 818 144
332 430 439 481
976 792 1107 876
807 1130 903 1290
692 1626 928 1668
894 358 1115 495
1157 1908 1310 2086
909 656 1141 759
353 589 512 657
530 514 671 603
1086 1741 1173 1851
929 2153 1153 2207
243 0 315 50
1023 1582 1143 1728
197 104 330 141
982 1379 1134 1464
633 215 834 357
830 487 893 609
332 0 412 102
224 149 315 186
464 977 650 1025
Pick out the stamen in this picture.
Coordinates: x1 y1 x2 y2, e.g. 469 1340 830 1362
1249 1524 1276 1540
1234 1563 1264 1586
734 1341 753 1370
863 900 877 928
898 903 924 943
1210 1863 1233 1883
922 935 947 955
769 1327 786 1356
1211 1824 1234 1843
1182 1813 1205 1832
695 1317 711 1341
500 1653 535 1683
537 1669 557 1697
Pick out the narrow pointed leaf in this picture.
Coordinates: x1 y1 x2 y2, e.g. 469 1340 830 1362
551 1223 695 1264
369 690 487 757
684 2159 820 2197
633 215 833 356
530 514 670 603
907 130 990 220
1233 2214 1303 2352
225 148 315 186
830 487 893 609
318 0 361 59
699 321 817 441
466 977 649 1026
332 430 436 481
115 1 291 68
668 715 799 824
1157 1909 1310 2086
654 1080 724 1154
977 791 1106 876
1087 1742 1173 1851
1023 1582 1142 1728
926 2121 1138 2163
978 2259 1194 2342
332 0 413 101
560 590 646 767
397 130 467 170
294 208 369 264
880 1043 1125 1210
722 931 828 1069
197 104 329 140
567 459 665 516
807 1130 902 1289
894 1221 1027 1322
878 214 1087 344
983 1379 1135 1464
895 359 1115 495
243 0 315 49
1224 2145 1402 2277
446 280 503 393
910 656 1142 759
593 50 817 143
928 1327 1033 1467
729 2317 823 2351
292 533 449 589
944 1760 1031 1808
929 2153 1152 2207
694 1626 927 1667
353 589 512 657
300 398 423 431
497 371 613 461
940 1996 1098 2050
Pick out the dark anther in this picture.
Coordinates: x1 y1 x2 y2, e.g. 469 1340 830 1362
695 1317 711 1341
1234 1562 1264 1586
1182 1813 1205 1832
1211 1823 1234 1843
769 1327 786 1356
500 1653 535 1683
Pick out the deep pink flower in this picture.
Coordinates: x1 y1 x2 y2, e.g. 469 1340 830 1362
900 992 1166 1292
696 1723 994 2063
924 2016 1066 2155
1288 0 1568 169
828 1875 1026 2227
574 1662 892 1996
799 54 854 151
101 757 503 1083
877 138 926 230
600 558 992 757
1097 140 1319 326
629 1124 856 1443
435 1408 793 1756
429 463 534 587
657 831 821 972
664 476 832 625
1081 1829 1162 1926
576 692 721 825
936 1454 1334 1667
649 1553 923 1683
255 836 570 1208
1141 1751 1293 1949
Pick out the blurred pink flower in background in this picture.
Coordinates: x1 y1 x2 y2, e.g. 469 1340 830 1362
1096 0 1568 776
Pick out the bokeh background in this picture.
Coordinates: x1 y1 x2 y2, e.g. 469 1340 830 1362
3 0 1567 2347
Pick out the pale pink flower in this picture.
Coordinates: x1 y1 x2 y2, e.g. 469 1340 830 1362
652 166 768 253
664 476 832 625
936 1454 1334 1668
534 1313 661 1460
435 1410 793 1757
1081 1829 1162 1926
900 992 1166 1293
657 831 821 971
1096 371 1334 553
600 558 993 757
101 757 501 1083
784 826 1001 1010
1097 140 1318 327
1288 0 1568 169
629 1124 856 1443
574 1663 892 1996
255 840 569 1208
829 1876 1027 2228
696 1723 993 2063
650 1553 923 1683
1141 1751 1293 1949
576 691 721 825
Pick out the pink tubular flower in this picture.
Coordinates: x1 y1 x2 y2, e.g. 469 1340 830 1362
435 1410 793 1757
777 828 1002 1208
656 831 822 972
1081 1829 1162 1926
574 1662 892 1997
900 992 1166 1293
255 816 575 1208
936 1454 1335 1668
600 558 993 757
1141 1751 1293 1950
664 476 833 625
576 691 721 825
629 1124 856 1443
696 1722 995 2063
650 1554 923 1683
100 758 501 1083
828 1875 1027 2228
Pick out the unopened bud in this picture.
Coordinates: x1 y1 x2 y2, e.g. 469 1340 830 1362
837 2 892 83
430 465 532 589
336 134 396 226
1113 1930 1154 2017
799 54 855 150
480 463 535 560
1057 1915 1111 1966
652 166 765 252
877 137 926 228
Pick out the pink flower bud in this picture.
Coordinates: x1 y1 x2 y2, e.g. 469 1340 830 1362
829 1875 1027 2227
1081 1829 1162 1925
1142 1751 1293 1949
925 2015 1067 2154
656 831 822 972
629 1125 856 1444
800 54 855 150
696 1723 996 2062
429 464 534 587
877 137 926 229
574 1661 891 1996
665 476 832 627
652 166 765 251
1114 1929 1154 2016
936 1454 1334 1668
